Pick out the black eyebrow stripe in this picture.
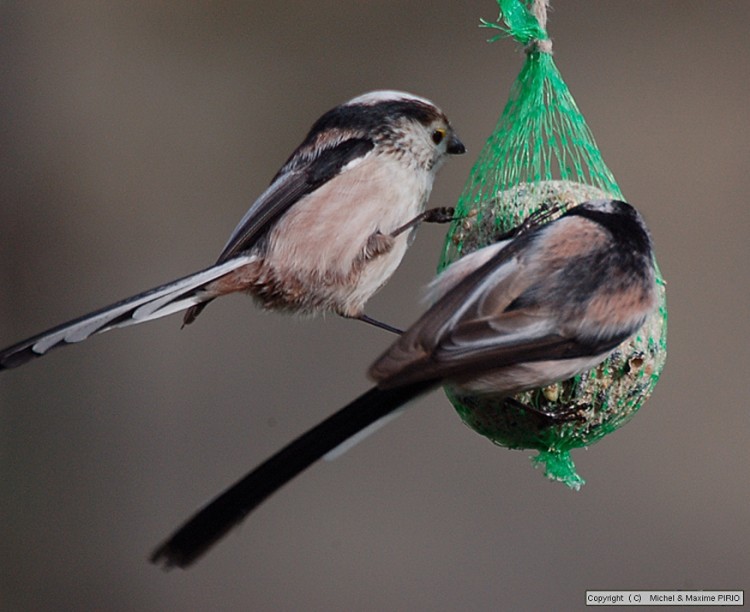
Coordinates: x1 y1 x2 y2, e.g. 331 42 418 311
565 201 652 256
306 137 375 187
305 100 442 139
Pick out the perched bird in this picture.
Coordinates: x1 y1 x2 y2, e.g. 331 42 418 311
150 199 659 569
0 90 465 370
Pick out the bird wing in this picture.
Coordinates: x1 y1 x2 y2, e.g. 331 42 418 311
216 137 374 262
370 225 624 388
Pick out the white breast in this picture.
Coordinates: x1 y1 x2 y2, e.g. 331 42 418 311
262 153 434 315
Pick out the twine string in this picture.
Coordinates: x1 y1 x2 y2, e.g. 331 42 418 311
528 0 552 54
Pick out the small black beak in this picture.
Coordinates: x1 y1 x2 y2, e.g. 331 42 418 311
447 133 466 155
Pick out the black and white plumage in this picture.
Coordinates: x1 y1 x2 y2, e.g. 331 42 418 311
0 90 465 370
150 199 659 569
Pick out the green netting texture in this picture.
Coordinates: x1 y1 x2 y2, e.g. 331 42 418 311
438 0 667 488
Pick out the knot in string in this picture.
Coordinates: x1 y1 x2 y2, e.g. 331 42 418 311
489 0 553 54
526 0 553 54
526 37 553 55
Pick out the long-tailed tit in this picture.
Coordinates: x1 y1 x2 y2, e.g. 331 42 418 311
150 199 659 569
0 91 465 370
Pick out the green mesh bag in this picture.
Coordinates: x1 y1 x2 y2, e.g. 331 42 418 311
439 0 667 489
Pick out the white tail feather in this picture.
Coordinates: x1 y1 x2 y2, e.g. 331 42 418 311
7 255 255 361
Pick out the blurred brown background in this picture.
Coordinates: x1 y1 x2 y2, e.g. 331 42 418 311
1 1 748 610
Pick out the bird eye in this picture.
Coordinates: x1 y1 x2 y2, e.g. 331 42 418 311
431 128 446 145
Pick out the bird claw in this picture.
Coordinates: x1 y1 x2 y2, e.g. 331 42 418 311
504 397 586 424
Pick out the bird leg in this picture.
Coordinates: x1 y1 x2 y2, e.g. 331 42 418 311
504 396 585 424
390 206 456 238
350 314 404 335
495 202 566 241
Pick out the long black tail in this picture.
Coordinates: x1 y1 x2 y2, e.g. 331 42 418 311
0 256 254 371
150 380 435 570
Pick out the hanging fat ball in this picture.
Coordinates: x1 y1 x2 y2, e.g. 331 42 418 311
438 0 667 488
